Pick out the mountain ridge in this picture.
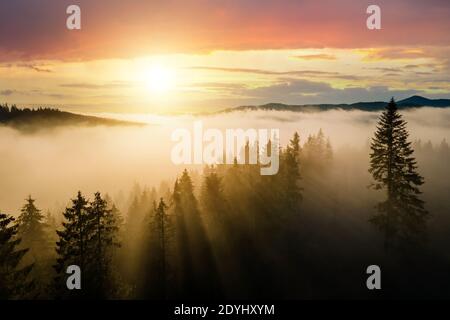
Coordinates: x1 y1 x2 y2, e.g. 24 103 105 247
218 95 450 113
0 104 144 132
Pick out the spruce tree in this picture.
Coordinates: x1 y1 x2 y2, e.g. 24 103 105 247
16 196 53 297
54 191 91 298
122 195 142 290
140 198 171 298
369 98 428 249
325 138 333 161
44 211 58 245
17 196 46 247
173 170 221 298
54 192 121 298
200 168 231 247
0 212 33 299
172 175 195 297
89 192 120 298
200 171 228 218
153 198 169 284
281 132 303 213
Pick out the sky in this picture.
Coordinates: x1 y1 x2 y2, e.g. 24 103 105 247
1 0 450 113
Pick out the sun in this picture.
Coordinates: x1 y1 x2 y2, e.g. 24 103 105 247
143 64 175 94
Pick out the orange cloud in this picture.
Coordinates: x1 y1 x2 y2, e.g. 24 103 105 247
0 0 449 62
292 54 336 60
361 48 431 60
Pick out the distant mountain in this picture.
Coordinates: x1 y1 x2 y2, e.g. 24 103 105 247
397 95 450 108
0 105 143 132
219 95 450 113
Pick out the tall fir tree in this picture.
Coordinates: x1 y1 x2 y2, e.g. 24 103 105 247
153 198 169 288
140 198 171 298
0 212 34 299
89 192 121 298
122 195 142 290
16 196 54 297
54 191 91 298
172 169 221 298
17 196 46 249
280 132 303 214
54 192 121 298
200 170 228 219
369 98 428 249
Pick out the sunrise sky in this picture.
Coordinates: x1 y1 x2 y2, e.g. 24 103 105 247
1 0 449 113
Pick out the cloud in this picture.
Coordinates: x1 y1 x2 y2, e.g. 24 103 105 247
242 79 332 98
404 63 438 70
190 66 338 76
226 78 422 105
0 0 449 61
0 63 53 73
362 48 432 61
415 71 433 76
21 89 74 100
17 63 53 73
367 67 402 73
60 82 133 89
186 82 246 93
292 54 336 60
0 89 15 96
190 66 360 80
0 88 71 99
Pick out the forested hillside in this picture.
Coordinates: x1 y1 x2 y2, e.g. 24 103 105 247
1 100 450 299
0 104 141 131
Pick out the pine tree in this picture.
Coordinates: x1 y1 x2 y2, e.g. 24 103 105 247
301 129 331 171
369 98 428 249
54 192 121 298
140 198 171 298
89 192 120 298
17 196 46 247
44 211 58 245
325 138 333 161
172 175 194 297
0 212 33 299
108 203 127 296
439 138 450 159
110 204 124 242
16 196 53 297
54 191 91 298
200 168 233 249
17 196 48 262
123 191 151 295
201 170 228 218
281 132 303 213
172 169 221 298
154 198 169 283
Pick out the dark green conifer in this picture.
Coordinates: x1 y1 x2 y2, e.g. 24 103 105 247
369 98 428 249
0 212 33 299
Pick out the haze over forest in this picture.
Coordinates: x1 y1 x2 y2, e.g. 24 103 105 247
2 0 450 301
1 97 450 299
0 104 449 215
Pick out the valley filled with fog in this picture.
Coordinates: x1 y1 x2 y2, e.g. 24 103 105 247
1 107 449 216
2 106 450 298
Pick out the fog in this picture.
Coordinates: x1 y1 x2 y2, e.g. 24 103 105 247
2 106 450 299
1 107 449 216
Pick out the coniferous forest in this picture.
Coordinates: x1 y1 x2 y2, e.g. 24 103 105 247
1 99 450 300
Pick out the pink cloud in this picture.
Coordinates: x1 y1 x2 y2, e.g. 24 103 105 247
0 0 449 61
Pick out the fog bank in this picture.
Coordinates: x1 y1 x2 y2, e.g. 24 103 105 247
1 107 449 214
